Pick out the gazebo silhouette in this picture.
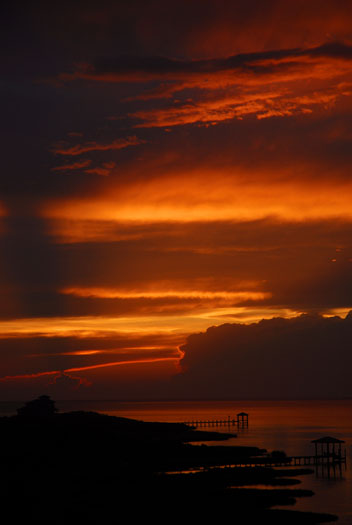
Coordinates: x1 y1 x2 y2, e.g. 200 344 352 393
311 436 345 463
236 412 248 426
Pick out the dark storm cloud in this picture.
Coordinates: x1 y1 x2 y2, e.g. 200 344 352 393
10 0 351 65
175 312 352 399
273 259 352 311
73 41 352 81
4 1 352 82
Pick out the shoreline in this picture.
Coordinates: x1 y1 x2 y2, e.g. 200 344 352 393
0 408 339 523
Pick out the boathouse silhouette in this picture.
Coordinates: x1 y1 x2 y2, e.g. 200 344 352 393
237 412 248 426
311 436 345 463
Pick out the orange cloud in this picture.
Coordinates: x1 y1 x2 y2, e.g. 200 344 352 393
52 136 144 156
42 171 352 224
0 315 188 337
51 159 92 171
59 42 352 127
0 356 181 383
130 65 351 127
84 162 117 176
6 2 352 399
132 89 343 127
0 301 303 342
61 286 270 302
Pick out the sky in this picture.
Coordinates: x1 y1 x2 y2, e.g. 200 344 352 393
2 0 352 400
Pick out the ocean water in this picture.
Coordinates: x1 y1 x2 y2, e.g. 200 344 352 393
2 399 352 523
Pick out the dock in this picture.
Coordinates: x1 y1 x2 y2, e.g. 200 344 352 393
181 415 347 471
183 412 248 428
204 435 347 469
219 453 347 468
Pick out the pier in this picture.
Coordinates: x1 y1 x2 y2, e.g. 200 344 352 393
183 412 248 428
204 435 347 469
289 452 347 466
180 413 347 472
203 452 347 469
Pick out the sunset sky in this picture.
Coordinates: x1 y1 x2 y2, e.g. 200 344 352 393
2 1 352 399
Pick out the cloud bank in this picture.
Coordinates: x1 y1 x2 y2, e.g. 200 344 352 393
175 312 352 399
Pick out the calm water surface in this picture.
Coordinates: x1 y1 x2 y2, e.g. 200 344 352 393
2 399 351 523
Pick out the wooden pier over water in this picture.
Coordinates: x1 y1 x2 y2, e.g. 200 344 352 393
221 453 347 468
204 435 347 469
183 412 248 428
181 413 347 471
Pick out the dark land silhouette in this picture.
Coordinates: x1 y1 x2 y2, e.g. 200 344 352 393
0 396 338 523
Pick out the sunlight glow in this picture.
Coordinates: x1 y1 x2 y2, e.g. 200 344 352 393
43 175 352 228
61 287 270 302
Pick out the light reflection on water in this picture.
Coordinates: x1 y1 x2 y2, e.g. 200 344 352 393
2 399 352 523
94 399 352 524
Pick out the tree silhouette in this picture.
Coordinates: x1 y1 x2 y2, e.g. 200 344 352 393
17 395 58 417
